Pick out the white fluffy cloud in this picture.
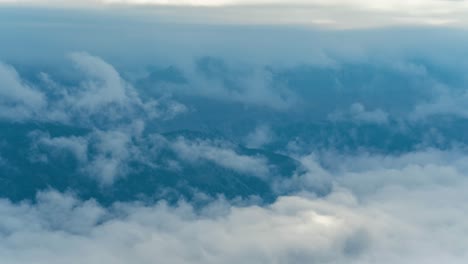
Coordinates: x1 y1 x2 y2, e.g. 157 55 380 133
1 147 468 263
67 52 137 112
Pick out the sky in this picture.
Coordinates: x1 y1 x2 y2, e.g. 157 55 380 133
1 1 468 263
2 0 468 27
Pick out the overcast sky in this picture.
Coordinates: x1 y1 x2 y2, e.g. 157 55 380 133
2 0 468 28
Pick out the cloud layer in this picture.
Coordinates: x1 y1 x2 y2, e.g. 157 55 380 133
1 148 468 263
2 0 468 28
2 9 468 262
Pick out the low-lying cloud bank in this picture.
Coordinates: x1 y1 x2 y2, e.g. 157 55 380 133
1 147 468 263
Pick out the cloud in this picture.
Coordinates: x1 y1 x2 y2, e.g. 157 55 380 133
0 52 188 185
0 62 46 121
329 103 389 124
273 153 333 195
171 137 271 178
1 147 468 263
63 52 168 125
411 84 468 119
245 125 274 149
166 59 298 110
2 0 468 28
328 148 468 197
3 8 468 263
3 0 468 10
29 121 146 185
83 130 135 185
30 131 89 163
67 52 137 112
0 52 185 125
